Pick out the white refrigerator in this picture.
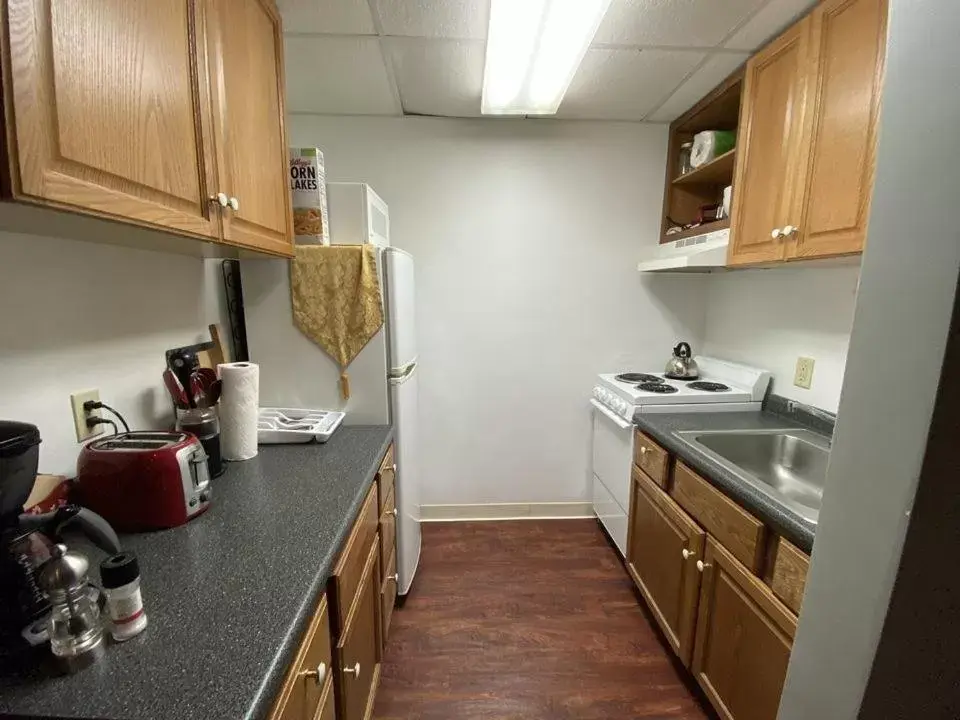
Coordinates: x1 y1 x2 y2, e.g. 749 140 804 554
241 246 421 596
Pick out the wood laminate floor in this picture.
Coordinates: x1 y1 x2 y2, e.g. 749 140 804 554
374 519 711 720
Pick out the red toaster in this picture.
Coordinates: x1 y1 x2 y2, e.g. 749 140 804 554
76 431 212 532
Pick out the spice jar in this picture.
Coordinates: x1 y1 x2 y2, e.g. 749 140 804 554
100 552 147 641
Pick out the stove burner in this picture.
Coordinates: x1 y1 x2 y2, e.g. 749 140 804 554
616 373 662 384
687 381 730 392
637 382 678 394
664 373 700 381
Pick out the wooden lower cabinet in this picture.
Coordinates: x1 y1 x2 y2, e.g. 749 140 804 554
627 467 704 666
381 549 398 646
335 538 382 720
269 595 333 720
692 538 798 720
316 679 336 720
626 458 807 720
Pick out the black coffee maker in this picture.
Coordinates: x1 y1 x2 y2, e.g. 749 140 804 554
0 421 121 647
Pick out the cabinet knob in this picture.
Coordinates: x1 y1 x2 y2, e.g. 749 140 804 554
639 446 648 455
696 560 711 573
211 192 228 208
387 573 399 583
391 464 397 473
386 507 398 517
343 661 361 677
682 548 694 560
783 224 798 236
298 662 326 686
228 196 240 211
771 228 784 239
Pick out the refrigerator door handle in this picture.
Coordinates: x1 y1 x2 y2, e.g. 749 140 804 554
388 360 417 384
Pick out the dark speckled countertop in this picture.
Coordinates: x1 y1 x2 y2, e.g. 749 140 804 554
633 412 826 552
0 425 393 720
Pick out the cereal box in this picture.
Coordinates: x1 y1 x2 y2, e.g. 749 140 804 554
289 147 330 245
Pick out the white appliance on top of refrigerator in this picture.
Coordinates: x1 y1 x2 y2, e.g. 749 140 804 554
241 241 421 595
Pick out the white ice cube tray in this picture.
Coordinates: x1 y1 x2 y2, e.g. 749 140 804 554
257 408 345 444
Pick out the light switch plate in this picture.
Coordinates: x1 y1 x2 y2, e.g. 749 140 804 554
794 357 815 389
70 389 102 442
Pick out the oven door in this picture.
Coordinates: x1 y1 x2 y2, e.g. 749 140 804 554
590 399 634 556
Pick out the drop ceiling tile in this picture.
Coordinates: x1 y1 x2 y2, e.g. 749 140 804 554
558 48 705 121
386 38 485 117
277 0 375 34
724 0 817 50
647 52 749 122
284 36 397 115
595 0 766 48
374 0 488 40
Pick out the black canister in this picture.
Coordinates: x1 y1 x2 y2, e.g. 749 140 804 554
175 408 223 478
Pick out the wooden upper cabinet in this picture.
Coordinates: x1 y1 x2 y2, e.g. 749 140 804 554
203 0 293 256
3 0 218 238
792 0 887 259
728 17 813 266
627 467 705 667
692 538 797 720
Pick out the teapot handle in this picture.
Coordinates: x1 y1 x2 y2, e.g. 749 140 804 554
674 341 692 358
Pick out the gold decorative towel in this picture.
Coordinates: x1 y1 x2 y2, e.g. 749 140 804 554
291 245 384 399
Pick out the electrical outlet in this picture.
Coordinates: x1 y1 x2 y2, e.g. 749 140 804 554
71 389 102 442
794 357 815 389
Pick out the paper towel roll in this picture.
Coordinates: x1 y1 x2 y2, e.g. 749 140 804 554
218 362 259 461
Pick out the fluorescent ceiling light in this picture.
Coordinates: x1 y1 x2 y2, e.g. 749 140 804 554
482 0 613 116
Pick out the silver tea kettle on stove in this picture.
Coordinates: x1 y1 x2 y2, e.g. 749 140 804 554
665 342 699 380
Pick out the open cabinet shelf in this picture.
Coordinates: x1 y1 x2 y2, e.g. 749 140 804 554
673 149 737 186
661 219 731 244
660 68 744 245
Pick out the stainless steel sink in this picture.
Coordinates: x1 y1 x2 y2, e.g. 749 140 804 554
676 429 830 524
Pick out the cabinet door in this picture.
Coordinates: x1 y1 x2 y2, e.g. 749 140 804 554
5 0 218 238
335 538 382 720
791 0 887 259
692 538 798 720
203 0 293 256
270 595 332 720
727 18 813 266
380 548 397 650
627 467 705 667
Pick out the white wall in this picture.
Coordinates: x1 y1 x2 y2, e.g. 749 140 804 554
779 0 960 715
702 263 860 413
288 115 707 507
0 230 228 476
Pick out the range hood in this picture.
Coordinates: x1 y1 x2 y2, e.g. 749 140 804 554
637 227 730 273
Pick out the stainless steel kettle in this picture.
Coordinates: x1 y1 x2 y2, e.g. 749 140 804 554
665 342 699 379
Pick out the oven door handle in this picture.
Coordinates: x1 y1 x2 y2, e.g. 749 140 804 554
590 399 632 430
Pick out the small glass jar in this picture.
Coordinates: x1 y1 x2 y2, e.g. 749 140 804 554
39 544 106 671
47 595 104 659
678 142 694 176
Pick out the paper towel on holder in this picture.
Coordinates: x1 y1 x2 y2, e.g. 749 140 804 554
218 362 259 461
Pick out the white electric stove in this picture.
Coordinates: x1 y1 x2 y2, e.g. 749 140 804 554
590 356 771 556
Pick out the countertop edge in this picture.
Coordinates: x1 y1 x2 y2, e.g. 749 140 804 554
633 417 816 553
245 428 394 720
